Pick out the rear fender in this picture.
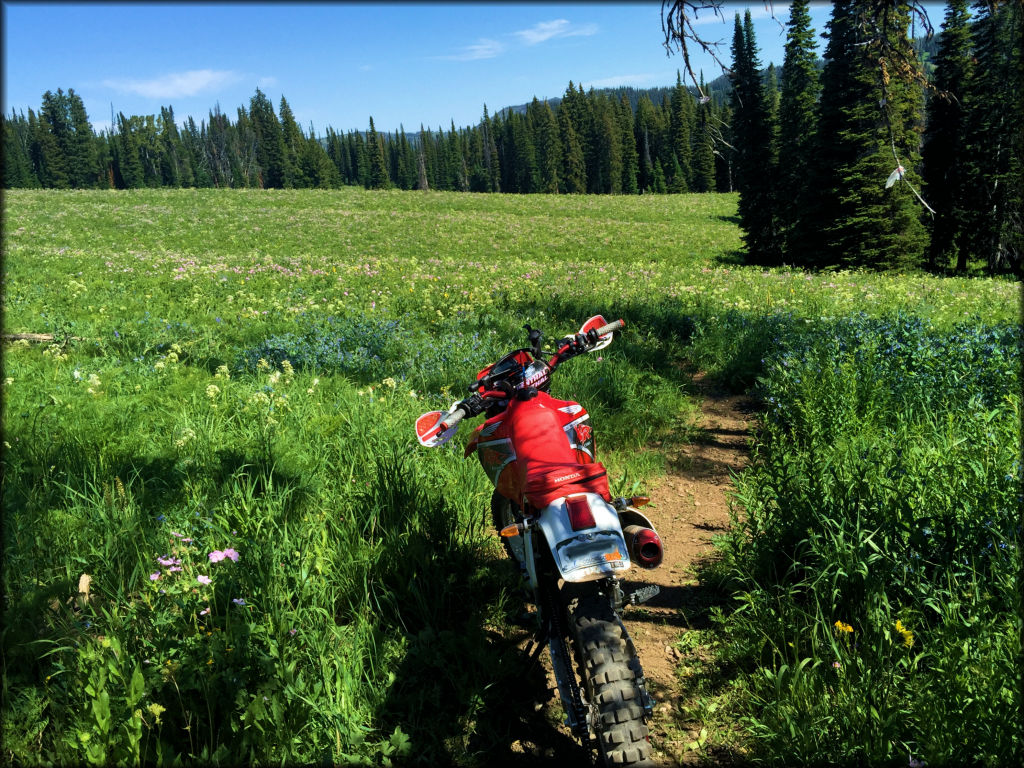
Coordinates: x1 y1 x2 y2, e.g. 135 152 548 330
536 493 630 582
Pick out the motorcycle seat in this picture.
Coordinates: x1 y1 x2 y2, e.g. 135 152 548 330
523 461 611 509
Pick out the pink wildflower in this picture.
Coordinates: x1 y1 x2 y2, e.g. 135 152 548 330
149 572 161 581
208 550 226 563
222 548 240 562
197 575 212 585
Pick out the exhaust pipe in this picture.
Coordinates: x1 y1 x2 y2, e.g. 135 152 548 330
623 525 663 569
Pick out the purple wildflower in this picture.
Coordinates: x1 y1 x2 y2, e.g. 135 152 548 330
149 572 161 581
197 575 212 585
232 598 245 606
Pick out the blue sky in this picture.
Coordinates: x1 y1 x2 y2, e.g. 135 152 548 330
3 2 945 135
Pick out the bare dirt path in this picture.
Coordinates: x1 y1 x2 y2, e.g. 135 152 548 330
623 376 756 765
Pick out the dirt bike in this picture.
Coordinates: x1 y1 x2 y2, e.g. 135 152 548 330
415 316 663 767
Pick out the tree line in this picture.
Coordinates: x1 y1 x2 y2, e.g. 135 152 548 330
2 77 730 197
728 0 1020 273
3 0 1020 273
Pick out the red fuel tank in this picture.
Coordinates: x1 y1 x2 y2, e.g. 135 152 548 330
467 392 610 508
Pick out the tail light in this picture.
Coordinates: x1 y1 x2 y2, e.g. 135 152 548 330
623 525 663 569
566 495 596 531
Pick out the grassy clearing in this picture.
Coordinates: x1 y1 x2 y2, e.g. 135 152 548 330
2 188 1020 766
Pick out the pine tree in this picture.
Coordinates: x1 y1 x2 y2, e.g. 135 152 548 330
366 117 390 189
815 0 927 270
618 94 640 194
691 73 716 192
249 89 286 187
730 11 782 263
3 111 39 187
115 112 144 188
777 0 821 264
959 0 1022 273
558 103 587 193
278 96 304 188
921 0 973 270
668 71 693 191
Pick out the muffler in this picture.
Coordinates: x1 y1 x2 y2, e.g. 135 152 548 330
623 525 663 569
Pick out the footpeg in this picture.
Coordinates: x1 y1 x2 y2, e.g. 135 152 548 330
628 584 660 606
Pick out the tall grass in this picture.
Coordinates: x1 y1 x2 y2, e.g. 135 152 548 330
711 314 1022 766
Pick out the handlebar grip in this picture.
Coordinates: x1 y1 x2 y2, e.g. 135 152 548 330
439 404 467 431
595 319 625 337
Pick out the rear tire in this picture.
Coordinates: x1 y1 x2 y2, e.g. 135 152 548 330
572 595 652 767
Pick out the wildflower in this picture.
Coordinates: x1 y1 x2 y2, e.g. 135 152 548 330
281 359 294 377
154 361 166 372
73 369 82 380
257 358 271 371
171 531 184 538
166 352 179 364
156 556 180 567
289 628 297 636
147 702 166 724
197 575 212 585
149 572 161 581
834 620 854 634
209 550 226 563
168 566 182 573
88 373 101 388
170 343 182 355
248 391 271 406
206 384 220 399
215 364 230 380
895 619 914 648
232 598 245 606
382 377 397 389
199 607 210 616
832 661 841 669
221 548 240 562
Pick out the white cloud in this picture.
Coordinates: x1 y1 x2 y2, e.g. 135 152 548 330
102 69 242 99
438 38 506 61
583 73 662 89
515 19 598 45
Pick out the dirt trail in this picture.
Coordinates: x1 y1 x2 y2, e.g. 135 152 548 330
624 376 756 765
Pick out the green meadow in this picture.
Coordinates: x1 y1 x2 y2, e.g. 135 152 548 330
2 188 1020 766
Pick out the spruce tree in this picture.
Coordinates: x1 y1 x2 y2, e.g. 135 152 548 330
278 96 304 188
959 0 1022 273
921 0 973 270
730 11 782 263
777 0 821 264
815 0 927 270
618 93 640 194
558 103 587 193
3 111 39 187
691 74 716 192
115 112 144 188
668 71 693 191
366 116 390 189
249 89 286 188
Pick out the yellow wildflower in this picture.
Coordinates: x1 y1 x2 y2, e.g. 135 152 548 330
206 384 220 399
895 619 914 648
834 620 853 634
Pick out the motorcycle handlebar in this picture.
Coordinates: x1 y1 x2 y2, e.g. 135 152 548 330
594 318 625 337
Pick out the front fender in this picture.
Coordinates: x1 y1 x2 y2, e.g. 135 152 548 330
536 493 631 582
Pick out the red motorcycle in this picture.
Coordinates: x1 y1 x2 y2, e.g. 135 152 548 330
416 316 663 767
